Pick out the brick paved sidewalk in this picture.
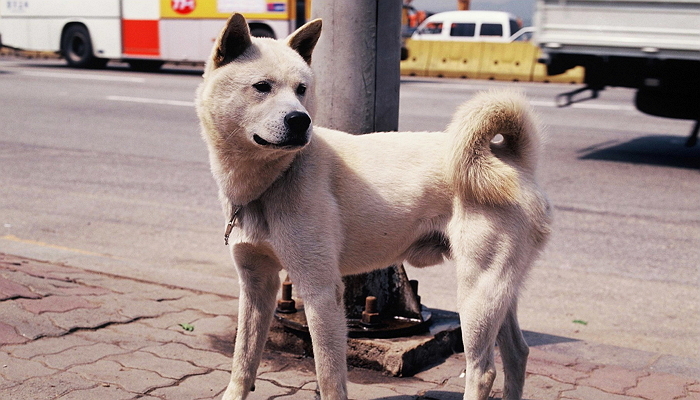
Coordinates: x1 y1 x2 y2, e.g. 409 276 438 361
1 253 698 400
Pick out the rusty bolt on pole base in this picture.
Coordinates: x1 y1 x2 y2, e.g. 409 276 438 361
275 277 432 338
277 281 297 314
361 296 381 326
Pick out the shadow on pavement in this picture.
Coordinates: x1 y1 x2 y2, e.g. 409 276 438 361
522 330 577 347
578 135 700 170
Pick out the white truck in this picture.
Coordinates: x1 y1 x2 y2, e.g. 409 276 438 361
534 0 700 146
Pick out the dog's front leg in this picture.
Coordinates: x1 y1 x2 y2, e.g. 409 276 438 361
292 271 348 400
223 249 281 400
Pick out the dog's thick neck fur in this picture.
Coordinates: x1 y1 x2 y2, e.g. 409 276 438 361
208 142 298 207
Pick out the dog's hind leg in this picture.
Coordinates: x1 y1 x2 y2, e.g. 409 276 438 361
223 248 281 400
450 213 528 400
496 303 529 400
454 271 506 400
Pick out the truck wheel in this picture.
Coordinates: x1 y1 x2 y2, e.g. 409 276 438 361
61 25 107 69
635 89 698 120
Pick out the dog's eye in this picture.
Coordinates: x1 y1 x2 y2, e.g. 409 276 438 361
253 82 272 93
296 84 307 96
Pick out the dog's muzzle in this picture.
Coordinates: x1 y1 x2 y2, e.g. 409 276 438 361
253 111 311 148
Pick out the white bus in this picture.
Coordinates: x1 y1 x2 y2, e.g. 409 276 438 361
0 0 311 70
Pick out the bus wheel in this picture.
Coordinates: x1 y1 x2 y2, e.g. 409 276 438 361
128 60 164 72
61 25 107 69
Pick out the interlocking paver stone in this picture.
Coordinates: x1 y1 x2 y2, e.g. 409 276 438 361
1 257 76 280
139 308 211 330
0 268 76 296
626 372 697 400
17 295 99 314
68 359 174 394
54 384 139 400
50 285 113 297
0 350 57 382
274 387 319 400
147 369 229 400
34 342 130 370
4 334 95 359
562 385 646 400
72 324 163 351
140 342 231 370
2 302 67 339
46 304 132 331
165 293 238 316
105 350 209 380
526 356 590 384
0 371 95 400
189 314 237 336
0 275 40 299
104 293 180 319
0 321 29 345
578 364 648 394
522 374 576 400
107 318 193 343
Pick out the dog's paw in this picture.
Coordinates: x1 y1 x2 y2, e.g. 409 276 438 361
221 381 253 400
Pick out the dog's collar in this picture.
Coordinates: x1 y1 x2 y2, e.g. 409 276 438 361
224 204 243 246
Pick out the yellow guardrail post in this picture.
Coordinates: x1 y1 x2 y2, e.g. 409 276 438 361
476 42 537 81
426 41 483 79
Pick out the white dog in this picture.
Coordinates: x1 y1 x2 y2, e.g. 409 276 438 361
196 13 551 400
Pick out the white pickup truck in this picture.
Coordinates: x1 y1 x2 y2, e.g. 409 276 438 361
534 0 700 146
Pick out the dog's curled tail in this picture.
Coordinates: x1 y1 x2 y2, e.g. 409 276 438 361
447 90 540 206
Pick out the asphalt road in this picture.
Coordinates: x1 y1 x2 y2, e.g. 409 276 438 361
1 57 698 364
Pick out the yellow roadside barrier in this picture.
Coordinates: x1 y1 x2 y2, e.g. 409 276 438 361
426 41 483 79
400 39 585 84
400 39 432 77
477 42 537 81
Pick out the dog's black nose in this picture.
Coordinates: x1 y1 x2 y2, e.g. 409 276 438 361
285 111 311 136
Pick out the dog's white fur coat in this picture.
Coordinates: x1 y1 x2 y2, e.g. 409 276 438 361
196 14 551 400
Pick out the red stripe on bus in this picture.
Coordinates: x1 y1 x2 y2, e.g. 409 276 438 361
123 20 160 56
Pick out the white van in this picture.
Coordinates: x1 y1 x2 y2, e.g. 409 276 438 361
411 10 527 42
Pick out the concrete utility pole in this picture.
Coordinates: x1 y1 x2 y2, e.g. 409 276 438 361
308 0 425 333
311 0 401 133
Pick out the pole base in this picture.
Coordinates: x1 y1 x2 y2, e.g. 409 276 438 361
267 308 462 377
275 306 432 339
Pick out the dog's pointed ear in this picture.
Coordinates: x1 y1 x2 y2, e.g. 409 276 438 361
213 13 252 68
286 19 322 65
